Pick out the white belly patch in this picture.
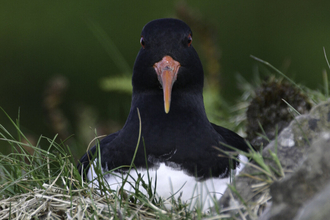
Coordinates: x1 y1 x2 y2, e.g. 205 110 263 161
87 155 248 211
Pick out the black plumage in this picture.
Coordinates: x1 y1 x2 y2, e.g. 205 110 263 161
78 18 249 183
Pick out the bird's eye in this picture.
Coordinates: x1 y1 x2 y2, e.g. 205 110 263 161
187 34 192 47
140 36 145 48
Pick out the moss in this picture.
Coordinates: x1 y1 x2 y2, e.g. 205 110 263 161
246 78 312 150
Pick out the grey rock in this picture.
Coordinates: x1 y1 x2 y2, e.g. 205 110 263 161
217 100 330 219
294 180 330 220
269 132 330 220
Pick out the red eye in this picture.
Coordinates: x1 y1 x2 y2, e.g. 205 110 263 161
187 34 192 47
140 36 145 48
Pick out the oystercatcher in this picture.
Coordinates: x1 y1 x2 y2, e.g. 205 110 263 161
78 18 249 210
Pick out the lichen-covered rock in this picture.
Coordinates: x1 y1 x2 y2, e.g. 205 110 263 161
268 132 330 220
217 100 330 219
294 180 330 220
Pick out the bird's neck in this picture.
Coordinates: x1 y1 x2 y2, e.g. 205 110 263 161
124 89 210 128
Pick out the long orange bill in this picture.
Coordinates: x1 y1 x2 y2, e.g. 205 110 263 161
153 56 181 113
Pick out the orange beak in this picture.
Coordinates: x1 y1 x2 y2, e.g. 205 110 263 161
153 56 181 113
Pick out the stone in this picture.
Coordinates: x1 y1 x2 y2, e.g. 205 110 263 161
268 132 330 219
294 180 330 220
217 100 330 219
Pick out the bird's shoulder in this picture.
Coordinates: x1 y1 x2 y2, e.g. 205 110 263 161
211 123 249 152
77 130 120 178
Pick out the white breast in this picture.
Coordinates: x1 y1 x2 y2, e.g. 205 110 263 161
87 155 248 211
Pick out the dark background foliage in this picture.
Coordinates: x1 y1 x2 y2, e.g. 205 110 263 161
1 1 329 159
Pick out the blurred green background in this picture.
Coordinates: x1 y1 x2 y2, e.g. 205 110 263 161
1 1 330 160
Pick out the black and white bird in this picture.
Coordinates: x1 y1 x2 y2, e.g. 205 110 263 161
78 18 249 210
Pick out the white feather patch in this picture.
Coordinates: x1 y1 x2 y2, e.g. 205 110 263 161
87 155 248 211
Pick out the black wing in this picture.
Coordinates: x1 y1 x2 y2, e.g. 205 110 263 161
211 123 250 152
77 131 119 180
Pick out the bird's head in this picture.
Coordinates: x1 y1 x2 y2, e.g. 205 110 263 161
132 18 204 113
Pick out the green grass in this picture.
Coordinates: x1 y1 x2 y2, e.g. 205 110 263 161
0 101 280 219
0 107 227 219
0 106 285 219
